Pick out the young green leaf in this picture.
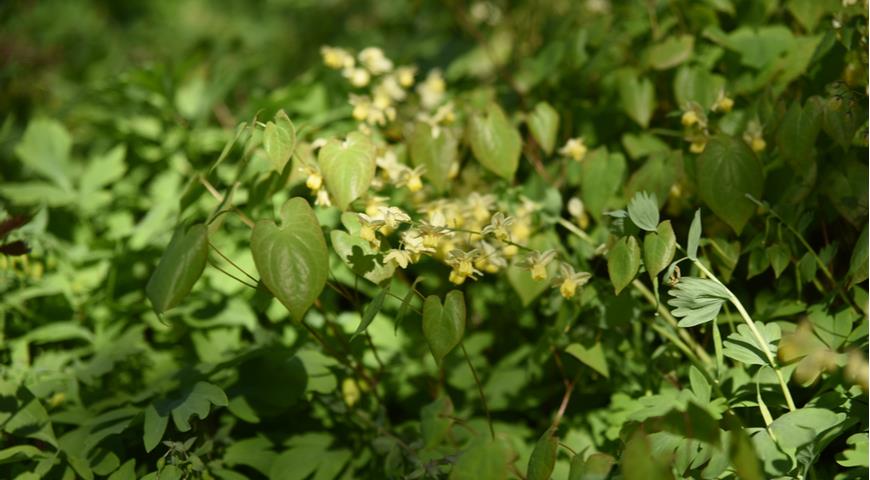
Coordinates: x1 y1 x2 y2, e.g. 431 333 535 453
565 342 610 378
263 110 296 172
527 102 560 155
251 197 328 322
468 103 522 181
687 209 702 260
580 149 626 222
667 277 730 327
422 290 466 365
352 286 389 340
722 323 780 366
409 121 458 191
569 453 615 480
527 428 558 480
617 71 655 128
449 437 511 480
143 404 168 453
627 191 659 232
695 135 764 234
766 244 790 278
146 223 209 315
644 220 676 280
318 132 376 210
330 230 395 285
607 235 641 294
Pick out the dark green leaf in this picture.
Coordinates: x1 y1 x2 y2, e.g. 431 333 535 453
468 103 522 181
422 290 466 365
145 223 209 315
607 236 641 294
644 220 676 280
527 428 558 480
568 453 615 480
696 135 764 234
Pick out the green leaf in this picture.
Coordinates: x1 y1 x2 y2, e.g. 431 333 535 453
607 236 641 294
837 433 869 468
421 396 454 449
776 100 821 172
168 381 229 432
145 223 209 315
644 221 676 281
624 152 677 204
330 230 395 285
318 132 376 210
566 341 610 378
143 404 168 453
352 286 389 340
468 103 522 180
766 244 791 278
251 197 328 322
527 428 558 480
0 445 44 464
627 191 660 232
14 118 73 191
580 149 626 222
821 91 864 150
674 66 726 110
686 210 702 261
618 71 655 128
695 135 764 234
848 224 868 288
722 323 780 365
768 407 845 451
646 34 694 70
422 290 466 365
0 380 57 448
263 110 296 172
723 26 795 69
409 122 458 191
527 102 559 155
569 453 615 480
449 437 511 480
620 430 674 480
787 0 837 31
668 277 730 328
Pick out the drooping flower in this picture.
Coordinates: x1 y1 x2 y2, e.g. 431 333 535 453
552 263 592 299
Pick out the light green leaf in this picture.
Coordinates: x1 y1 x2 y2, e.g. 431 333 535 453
607 236 641 294
688 366 711 404
580 149 626 222
569 453 615 480
627 191 660 232
352 286 389 339
621 430 674 480
449 437 511 480
318 132 376 210
527 102 559 155
674 66 726 110
0 380 57 448
330 230 394 285
409 122 458 191
696 135 764 234
0 445 45 464
421 396 454 449
724 26 794 69
145 223 209 315
768 407 845 451
837 433 869 468
422 291 466 365
625 152 677 205
14 118 73 191
618 71 655 128
667 277 730 327
252 197 328 322
80 144 127 194
264 110 296 172
722 323 780 365
566 342 610 378
644 221 676 281
848 224 868 288
468 103 522 180
646 35 694 70
527 428 558 480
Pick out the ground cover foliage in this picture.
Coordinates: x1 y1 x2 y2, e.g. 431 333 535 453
1 0 869 478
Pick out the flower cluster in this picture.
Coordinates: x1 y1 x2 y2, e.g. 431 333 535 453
680 89 735 154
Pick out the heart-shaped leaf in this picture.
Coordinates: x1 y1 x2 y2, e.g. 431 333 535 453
330 230 395 285
607 235 640 294
318 132 376 210
146 223 209 314
618 70 655 128
422 290 466 365
696 135 763 234
251 197 328 322
527 102 559 155
643 220 676 280
409 122 458 191
468 104 521 181
263 110 296 172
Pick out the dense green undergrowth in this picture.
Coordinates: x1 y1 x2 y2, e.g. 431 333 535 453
1 0 869 479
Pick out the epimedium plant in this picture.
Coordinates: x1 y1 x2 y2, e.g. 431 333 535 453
0 0 868 479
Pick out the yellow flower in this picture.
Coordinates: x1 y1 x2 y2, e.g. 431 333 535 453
559 138 588 162
344 67 371 88
384 249 413 269
306 172 323 191
681 110 699 127
523 250 557 282
357 213 385 248
321 46 354 70
751 137 766 152
396 66 416 87
446 249 483 284
714 96 734 113
553 263 592 299
482 212 514 242
358 47 393 75
689 140 706 154
418 69 446 109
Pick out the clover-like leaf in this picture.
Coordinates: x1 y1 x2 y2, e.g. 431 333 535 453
318 132 376 210
251 197 328 322
468 103 521 181
627 191 659 231
667 277 730 327
146 223 209 315
422 290 466 365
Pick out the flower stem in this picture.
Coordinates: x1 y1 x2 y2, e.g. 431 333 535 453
460 342 495 439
